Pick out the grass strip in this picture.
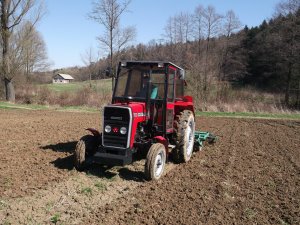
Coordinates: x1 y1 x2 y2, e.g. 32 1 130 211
196 111 300 120
1 101 299 119
0 102 100 113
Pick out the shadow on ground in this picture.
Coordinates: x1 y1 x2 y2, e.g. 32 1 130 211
85 164 145 182
41 141 77 153
51 155 74 170
44 141 145 182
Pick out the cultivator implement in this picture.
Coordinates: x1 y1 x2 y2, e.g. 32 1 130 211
194 131 217 151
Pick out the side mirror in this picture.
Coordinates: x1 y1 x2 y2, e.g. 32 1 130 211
146 79 152 118
179 69 185 79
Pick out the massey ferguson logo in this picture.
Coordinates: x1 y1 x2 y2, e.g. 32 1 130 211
111 116 122 120
133 113 145 117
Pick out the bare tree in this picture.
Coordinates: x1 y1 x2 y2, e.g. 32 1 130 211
219 10 242 80
274 0 300 16
15 21 49 79
0 0 44 102
163 16 176 59
201 5 223 99
164 13 192 44
89 0 135 76
81 46 99 87
164 16 174 44
163 12 192 65
114 25 136 58
193 5 204 57
223 10 242 38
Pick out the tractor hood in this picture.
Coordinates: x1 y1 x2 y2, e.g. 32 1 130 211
110 102 147 120
103 102 147 149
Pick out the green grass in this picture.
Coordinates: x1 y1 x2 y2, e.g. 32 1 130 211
0 101 48 110
196 111 300 120
81 187 93 196
0 101 100 113
244 208 257 219
57 105 100 113
42 79 112 93
0 200 7 210
94 181 107 192
50 213 60 224
1 101 299 120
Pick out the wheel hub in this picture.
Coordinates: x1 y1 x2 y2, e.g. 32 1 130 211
186 120 195 157
154 151 164 177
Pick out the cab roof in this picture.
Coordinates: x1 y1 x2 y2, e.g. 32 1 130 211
120 61 184 71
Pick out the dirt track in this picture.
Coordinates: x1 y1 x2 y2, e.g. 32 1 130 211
0 109 299 224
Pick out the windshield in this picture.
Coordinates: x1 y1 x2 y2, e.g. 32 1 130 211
114 65 165 100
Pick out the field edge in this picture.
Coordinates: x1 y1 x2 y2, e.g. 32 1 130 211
1 101 300 120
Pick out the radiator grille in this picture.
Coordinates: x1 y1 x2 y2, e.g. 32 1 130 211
103 107 131 148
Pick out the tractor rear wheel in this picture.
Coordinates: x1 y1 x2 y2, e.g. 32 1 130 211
173 110 195 163
145 143 166 181
74 135 97 171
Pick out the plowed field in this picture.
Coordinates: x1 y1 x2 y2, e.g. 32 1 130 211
0 109 299 225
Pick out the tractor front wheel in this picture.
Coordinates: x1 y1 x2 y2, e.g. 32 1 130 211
145 143 166 181
173 110 195 163
74 135 97 171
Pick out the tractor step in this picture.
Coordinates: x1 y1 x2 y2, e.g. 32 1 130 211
194 131 217 148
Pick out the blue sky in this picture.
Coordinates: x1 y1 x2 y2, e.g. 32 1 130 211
38 0 279 69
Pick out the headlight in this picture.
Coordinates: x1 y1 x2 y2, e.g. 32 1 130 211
105 125 111 133
120 127 127 135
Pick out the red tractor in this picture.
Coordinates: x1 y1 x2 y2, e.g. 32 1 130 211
74 61 215 180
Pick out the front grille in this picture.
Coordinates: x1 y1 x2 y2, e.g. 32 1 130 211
103 106 131 148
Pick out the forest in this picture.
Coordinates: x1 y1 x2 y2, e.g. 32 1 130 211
111 2 300 110
0 0 299 112
82 0 300 111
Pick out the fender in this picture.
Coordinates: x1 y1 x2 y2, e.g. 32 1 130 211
86 128 101 137
153 136 169 155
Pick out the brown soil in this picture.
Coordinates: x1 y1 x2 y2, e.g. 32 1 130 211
0 109 299 225
0 109 101 199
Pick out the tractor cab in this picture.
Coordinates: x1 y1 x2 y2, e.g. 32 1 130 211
113 61 185 102
112 61 189 134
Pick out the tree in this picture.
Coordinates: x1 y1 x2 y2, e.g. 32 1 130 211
274 0 300 105
89 0 135 76
200 5 223 100
274 0 300 16
219 10 242 81
163 12 192 66
0 0 44 102
193 5 204 57
15 21 49 80
81 46 99 87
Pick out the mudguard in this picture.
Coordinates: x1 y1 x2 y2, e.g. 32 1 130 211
86 128 101 137
153 136 169 155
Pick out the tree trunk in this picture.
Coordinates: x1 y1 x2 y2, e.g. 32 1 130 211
4 78 15 102
284 62 292 106
203 37 210 103
296 80 300 109
1 0 15 102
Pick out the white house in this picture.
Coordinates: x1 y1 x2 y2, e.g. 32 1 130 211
53 73 74 84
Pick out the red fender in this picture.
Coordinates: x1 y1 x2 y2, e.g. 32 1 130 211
153 136 169 155
86 128 101 137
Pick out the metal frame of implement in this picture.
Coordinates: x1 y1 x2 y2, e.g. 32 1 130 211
194 131 217 149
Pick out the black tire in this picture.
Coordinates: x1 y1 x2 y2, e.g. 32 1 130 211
74 135 98 171
145 143 166 181
193 142 202 152
207 133 217 144
173 110 195 163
